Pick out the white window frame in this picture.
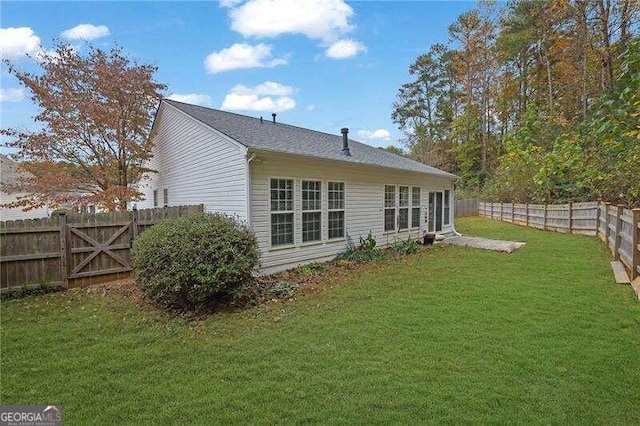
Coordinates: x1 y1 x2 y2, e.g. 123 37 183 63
301 180 322 244
398 185 410 231
411 187 421 229
444 189 451 226
383 184 396 233
327 181 346 240
269 177 295 248
427 190 453 232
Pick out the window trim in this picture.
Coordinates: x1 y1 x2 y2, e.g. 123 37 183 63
398 185 410 231
269 177 296 249
444 189 451 226
383 184 397 233
327 180 346 241
411 186 421 229
301 180 322 243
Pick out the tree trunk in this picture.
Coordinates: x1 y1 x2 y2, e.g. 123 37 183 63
598 0 614 92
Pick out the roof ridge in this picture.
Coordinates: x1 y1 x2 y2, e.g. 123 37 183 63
165 98 351 142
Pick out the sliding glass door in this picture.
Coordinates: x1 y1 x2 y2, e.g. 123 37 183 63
428 190 450 232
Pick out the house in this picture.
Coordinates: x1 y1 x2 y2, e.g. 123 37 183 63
0 154 49 221
139 99 459 273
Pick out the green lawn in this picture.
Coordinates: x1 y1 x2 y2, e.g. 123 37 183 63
2 217 639 423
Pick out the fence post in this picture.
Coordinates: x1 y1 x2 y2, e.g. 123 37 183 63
525 203 529 227
604 202 611 250
511 202 515 222
614 204 624 260
596 199 602 236
500 203 504 221
59 212 68 288
132 206 139 241
632 209 639 280
568 201 573 233
543 204 548 231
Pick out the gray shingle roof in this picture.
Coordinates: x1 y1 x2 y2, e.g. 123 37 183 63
164 99 457 179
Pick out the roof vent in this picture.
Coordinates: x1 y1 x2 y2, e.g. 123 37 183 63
272 113 277 124
260 116 263 124
341 128 351 156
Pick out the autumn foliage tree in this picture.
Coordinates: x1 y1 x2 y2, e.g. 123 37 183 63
393 0 639 206
1 43 166 211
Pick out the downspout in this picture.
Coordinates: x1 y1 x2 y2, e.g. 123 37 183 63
245 151 256 227
450 177 463 237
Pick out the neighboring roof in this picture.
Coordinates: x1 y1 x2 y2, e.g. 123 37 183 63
163 100 457 179
0 154 33 186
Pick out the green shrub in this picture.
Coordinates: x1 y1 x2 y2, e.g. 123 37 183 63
335 232 386 264
295 262 326 276
265 281 299 300
131 213 259 310
391 237 420 255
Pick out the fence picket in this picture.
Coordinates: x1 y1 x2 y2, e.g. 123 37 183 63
1 204 204 291
479 200 639 287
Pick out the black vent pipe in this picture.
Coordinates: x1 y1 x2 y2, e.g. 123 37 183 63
341 128 351 156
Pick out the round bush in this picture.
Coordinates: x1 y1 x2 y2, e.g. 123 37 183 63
131 212 259 309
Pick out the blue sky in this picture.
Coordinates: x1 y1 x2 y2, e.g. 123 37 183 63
1 1 474 151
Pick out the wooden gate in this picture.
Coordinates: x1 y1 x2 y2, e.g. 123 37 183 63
63 210 136 287
0 204 205 291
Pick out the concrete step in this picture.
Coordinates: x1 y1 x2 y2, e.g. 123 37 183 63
610 261 631 284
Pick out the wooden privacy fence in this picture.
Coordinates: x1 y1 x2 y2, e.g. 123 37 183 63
1 205 204 291
479 201 640 283
455 198 478 217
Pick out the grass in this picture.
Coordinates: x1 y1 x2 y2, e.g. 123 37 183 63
1 217 639 423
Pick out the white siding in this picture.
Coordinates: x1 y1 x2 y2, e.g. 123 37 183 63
137 103 248 221
250 151 455 274
0 193 49 221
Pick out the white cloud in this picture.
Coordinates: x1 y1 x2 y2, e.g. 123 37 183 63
221 81 296 112
204 43 287 74
358 129 391 140
167 93 212 106
306 104 316 111
0 27 42 59
230 81 295 97
228 0 354 43
61 24 110 41
325 39 367 59
0 88 25 102
220 0 242 7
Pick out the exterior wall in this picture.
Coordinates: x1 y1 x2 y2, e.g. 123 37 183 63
137 103 249 221
250 151 455 274
0 193 49 221
0 155 49 221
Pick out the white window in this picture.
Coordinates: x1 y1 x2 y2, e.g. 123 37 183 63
398 186 409 230
411 187 421 228
384 185 396 232
328 182 345 239
302 180 321 243
444 190 451 226
270 178 294 246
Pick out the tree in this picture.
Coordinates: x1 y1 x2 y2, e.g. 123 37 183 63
1 43 166 211
391 44 456 171
378 145 406 156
